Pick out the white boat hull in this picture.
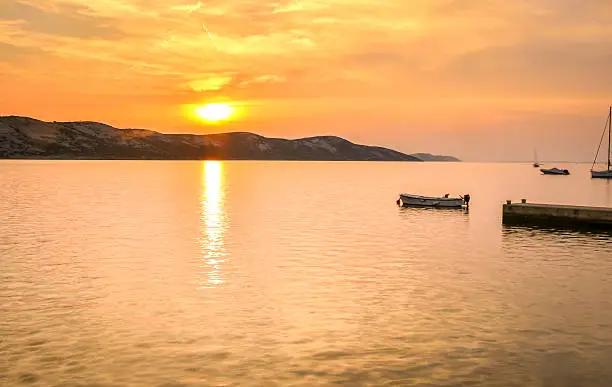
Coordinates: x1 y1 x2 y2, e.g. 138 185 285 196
591 170 612 179
399 194 465 208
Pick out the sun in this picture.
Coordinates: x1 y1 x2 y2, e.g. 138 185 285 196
195 103 234 123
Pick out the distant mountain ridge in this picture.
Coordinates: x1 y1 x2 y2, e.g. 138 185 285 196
410 153 461 162
0 116 453 161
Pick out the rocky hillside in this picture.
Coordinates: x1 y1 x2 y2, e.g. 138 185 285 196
410 153 461 162
0 116 421 161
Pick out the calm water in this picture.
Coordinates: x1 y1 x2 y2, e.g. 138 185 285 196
1 161 612 387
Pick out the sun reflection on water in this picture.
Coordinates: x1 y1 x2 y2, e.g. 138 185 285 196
199 161 226 288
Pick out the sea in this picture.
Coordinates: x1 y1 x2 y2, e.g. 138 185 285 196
1 160 612 386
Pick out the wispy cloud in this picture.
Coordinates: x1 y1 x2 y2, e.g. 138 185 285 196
0 42 46 63
187 75 234 91
0 1 125 39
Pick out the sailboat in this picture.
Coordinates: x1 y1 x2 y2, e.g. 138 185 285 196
591 106 612 179
533 149 540 167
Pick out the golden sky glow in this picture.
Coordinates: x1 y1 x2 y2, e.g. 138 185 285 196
1 0 612 160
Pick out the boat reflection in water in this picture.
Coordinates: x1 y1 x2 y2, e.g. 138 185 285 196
199 161 227 289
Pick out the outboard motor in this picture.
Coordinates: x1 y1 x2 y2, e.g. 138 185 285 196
463 194 471 207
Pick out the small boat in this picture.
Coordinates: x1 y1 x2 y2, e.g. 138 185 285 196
591 106 612 179
397 193 470 208
533 149 540 168
540 168 570 175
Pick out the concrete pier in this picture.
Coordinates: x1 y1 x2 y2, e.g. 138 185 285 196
503 200 612 228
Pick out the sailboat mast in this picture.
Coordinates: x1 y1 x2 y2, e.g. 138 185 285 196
608 106 611 171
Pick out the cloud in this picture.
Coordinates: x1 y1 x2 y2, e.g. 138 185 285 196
441 39 612 97
247 75 285 84
170 2 202 13
181 73 288 101
273 0 329 13
0 42 46 62
0 1 125 39
347 52 409 67
187 75 234 91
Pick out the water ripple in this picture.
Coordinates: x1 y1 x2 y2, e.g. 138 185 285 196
1 161 611 386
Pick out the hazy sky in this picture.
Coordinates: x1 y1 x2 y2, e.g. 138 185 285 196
1 0 612 161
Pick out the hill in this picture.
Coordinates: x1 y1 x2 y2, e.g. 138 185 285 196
0 116 423 161
410 153 461 162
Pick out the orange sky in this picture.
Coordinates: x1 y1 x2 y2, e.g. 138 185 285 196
1 0 612 160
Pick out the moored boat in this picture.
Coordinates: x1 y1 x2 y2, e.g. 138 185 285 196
533 149 540 168
397 193 470 208
591 106 612 179
540 168 570 175
592 170 612 179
